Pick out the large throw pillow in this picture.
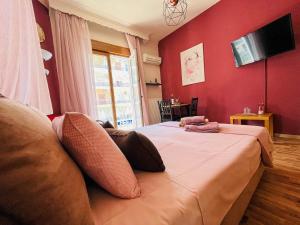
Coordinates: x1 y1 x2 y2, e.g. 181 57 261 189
0 98 94 225
52 113 141 199
105 129 165 172
97 120 114 128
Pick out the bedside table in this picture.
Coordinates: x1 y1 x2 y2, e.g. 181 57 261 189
230 113 274 137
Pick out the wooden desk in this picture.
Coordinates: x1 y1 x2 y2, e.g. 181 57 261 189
230 113 274 137
171 103 190 108
171 103 190 119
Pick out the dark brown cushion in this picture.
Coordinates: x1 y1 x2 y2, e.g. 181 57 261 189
105 128 165 172
97 120 114 128
0 98 94 225
0 214 16 225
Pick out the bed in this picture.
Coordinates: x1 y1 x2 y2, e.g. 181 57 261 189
88 122 273 225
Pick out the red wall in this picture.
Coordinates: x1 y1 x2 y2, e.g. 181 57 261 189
159 0 300 135
33 0 61 115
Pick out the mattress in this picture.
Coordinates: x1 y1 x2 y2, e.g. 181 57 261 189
88 123 263 225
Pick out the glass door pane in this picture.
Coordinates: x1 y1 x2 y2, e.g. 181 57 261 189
110 54 142 130
93 53 115 125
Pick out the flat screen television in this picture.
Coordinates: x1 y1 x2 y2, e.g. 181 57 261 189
231 14 295 67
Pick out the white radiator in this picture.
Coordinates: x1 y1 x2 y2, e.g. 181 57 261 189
148 98 161 125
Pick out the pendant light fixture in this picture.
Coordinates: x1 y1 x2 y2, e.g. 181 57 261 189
163 0 188 26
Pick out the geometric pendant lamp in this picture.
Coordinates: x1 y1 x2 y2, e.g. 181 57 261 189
163 0 188 26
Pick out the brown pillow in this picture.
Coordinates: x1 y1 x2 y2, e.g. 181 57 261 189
105 128 165 172
0 98 94 225
97 120 114 128
0 214 16 225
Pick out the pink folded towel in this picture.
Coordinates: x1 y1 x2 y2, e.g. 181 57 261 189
184 122 219 133
180 116 207 127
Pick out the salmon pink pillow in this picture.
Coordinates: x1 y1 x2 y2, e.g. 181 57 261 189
52 113 141 199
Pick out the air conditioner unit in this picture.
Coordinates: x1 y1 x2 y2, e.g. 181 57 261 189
143 54 162 65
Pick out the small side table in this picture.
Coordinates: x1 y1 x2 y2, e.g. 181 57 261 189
230 113 274 137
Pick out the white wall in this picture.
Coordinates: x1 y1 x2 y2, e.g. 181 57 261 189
141 41 162 124
89 22 162 124
89 22 128 48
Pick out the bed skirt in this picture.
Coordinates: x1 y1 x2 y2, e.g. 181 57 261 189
221 163 264 225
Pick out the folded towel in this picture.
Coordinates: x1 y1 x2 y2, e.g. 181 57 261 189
187 122 207 126
180 116 208 127
184 122 219 133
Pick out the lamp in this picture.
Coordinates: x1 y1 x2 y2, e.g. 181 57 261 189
45 69 50 76
41 49 52 76
163 0 188 26
41 49 52 61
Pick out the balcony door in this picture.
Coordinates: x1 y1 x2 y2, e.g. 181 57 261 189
93 49 142 130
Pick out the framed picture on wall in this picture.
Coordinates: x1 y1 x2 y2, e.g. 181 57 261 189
180 43 205 86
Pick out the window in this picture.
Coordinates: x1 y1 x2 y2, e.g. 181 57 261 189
92 41 143 130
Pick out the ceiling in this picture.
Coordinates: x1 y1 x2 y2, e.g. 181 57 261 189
49 0 220 41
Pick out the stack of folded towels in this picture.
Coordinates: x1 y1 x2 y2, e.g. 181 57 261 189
180 116 219 133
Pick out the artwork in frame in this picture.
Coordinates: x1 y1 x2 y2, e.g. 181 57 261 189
180 43 205 86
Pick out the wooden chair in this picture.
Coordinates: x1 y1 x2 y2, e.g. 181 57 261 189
158 100 173 122
189 97 198 116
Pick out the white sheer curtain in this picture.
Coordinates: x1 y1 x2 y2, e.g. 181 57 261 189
50 9 98 118
125 34 150 125
0 0 53 114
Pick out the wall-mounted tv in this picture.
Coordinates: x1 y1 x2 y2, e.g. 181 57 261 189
231 14 295 67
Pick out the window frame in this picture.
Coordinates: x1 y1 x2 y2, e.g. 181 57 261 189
91 40 130 57
93 51 118 127
92 40 143 128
